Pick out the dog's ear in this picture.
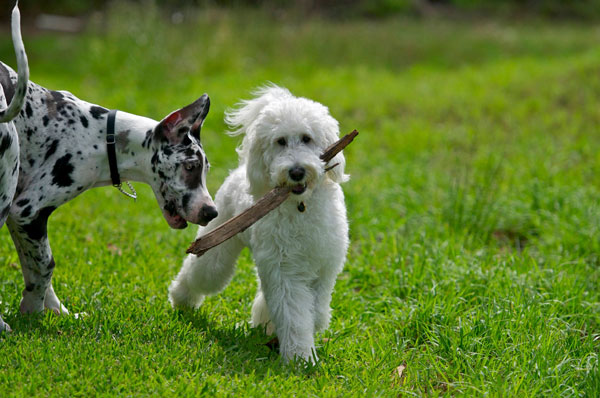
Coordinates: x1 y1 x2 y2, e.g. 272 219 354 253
320 117 349 184
326 151 349 183
225 85 291 136
155 94 210 144
245 137 271 197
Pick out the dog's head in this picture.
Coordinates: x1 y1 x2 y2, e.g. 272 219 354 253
148 94 217 229
226 85 348 199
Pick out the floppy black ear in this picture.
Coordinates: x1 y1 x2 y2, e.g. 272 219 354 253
154 94 210 144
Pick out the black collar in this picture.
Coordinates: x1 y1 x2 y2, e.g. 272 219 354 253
106 109 121 187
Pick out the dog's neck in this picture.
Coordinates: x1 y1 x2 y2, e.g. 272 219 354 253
93 110 157 188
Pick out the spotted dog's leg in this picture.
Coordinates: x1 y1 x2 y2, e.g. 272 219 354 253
0 87 19 333
7 209 66 315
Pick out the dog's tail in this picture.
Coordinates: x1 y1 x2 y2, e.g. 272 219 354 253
0 2 29 123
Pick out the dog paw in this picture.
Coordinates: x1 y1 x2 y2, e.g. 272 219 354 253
168 282 205 310
45 301 70 316
0 319 12 333
281 346 319 365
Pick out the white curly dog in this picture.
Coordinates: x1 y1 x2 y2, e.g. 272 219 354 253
168 86 350 363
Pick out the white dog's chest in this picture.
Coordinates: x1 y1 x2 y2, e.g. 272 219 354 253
247 190 347 276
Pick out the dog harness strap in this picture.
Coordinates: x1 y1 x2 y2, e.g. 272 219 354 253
106 109 120 187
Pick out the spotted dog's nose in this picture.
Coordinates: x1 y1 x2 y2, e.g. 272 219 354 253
288 166 305 182
200 204 218 223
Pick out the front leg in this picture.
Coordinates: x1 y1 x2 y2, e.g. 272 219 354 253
312 278 335 333
7 209 67 315
256 262 318 363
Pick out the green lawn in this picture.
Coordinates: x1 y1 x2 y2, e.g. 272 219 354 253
1 3 599 396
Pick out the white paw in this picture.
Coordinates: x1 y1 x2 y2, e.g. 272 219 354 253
280 344 319 364
0 319 11 333
46 302 70 315
168 280 205 309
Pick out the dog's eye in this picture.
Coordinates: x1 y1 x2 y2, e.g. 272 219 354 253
184 163 195 171
277 138 287 146
302 135 311 144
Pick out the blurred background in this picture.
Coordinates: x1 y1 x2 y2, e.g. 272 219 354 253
3 0 600 20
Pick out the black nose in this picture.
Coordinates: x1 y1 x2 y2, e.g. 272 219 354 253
200 205 218 222
289 166 305 182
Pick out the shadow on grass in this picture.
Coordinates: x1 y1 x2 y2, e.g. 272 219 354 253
172 308 321 376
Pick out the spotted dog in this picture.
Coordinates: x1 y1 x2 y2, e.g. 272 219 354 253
0 14 217 333
0 3 28 332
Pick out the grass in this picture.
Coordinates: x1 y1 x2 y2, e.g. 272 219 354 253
1 3 599 396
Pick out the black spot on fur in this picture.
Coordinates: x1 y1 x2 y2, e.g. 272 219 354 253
16 199 30 207
181 193 191 211
25 102 33 118
42 115 49 127
22 206 55 240
25 283 35 292
80 115 88 128
26 128 34 140
0 134 12 156
90 106 109 119
48 257 56 269
142 129 153 148
0 204 10 221
45 140 59 161
21 205 32 218
151 151 159 165
51 91 63 101
164 200 177 216
51 154 74 187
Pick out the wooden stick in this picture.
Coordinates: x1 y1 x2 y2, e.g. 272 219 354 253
186 129 359 256
320 129 358 162
186 186 290 256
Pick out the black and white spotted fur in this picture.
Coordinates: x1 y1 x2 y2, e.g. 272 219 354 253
0 3 28 332
0 6 217 332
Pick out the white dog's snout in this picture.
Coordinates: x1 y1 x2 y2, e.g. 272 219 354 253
288 166 306 182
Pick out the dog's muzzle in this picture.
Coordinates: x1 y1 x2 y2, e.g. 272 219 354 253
289 166 307 195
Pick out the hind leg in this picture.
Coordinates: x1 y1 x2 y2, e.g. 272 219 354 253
0 118 20 332
7 209 68 315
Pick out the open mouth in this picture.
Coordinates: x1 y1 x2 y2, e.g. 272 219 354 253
162 201 188 229
291 183 307 195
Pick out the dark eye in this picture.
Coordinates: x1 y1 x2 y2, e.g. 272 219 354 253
277 138 287 146
302 135 311 144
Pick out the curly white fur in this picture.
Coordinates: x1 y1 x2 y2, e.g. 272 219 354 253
168 85 349 363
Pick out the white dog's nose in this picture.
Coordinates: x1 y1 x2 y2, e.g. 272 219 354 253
288 166 305 182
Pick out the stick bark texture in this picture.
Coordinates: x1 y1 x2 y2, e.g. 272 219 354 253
186 129 359 256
